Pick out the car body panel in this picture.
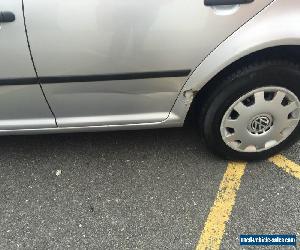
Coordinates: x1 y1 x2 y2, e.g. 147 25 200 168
42 77 186 127
170 0 300 126
0 0 299 135
0 0 56 130
23 0 273 127
23 0 273 75
0 85 57 130
0 0 34 78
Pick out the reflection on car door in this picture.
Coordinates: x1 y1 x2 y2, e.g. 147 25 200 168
0 0 56 130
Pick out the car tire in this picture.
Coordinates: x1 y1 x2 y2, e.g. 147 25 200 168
198 60 300 161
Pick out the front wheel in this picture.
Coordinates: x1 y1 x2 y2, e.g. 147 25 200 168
199 60 300 160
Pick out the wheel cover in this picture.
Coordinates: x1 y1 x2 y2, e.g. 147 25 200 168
220 86 300 153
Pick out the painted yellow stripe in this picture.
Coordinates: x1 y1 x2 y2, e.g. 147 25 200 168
196 162 247 250
269 154 300 180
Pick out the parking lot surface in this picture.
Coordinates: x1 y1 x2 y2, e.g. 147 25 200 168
0 128 299 249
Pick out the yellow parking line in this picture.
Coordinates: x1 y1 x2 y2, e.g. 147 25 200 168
196 162 247 250
269 154 300 180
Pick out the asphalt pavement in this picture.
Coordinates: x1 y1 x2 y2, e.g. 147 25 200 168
0 128 299 249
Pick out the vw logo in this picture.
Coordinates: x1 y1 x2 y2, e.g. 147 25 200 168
249 114 273 134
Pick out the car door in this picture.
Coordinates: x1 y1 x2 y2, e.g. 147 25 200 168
22 0 273 128
0 0 56 130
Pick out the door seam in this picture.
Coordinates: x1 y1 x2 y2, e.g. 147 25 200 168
21 0 58 126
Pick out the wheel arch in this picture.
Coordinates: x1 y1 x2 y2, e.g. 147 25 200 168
167 0 300 126
185 45 300 125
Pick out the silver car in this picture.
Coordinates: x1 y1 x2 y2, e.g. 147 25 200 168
1 0 299 160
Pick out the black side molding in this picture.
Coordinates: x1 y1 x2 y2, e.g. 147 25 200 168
0 77 38 85
40 70 191 84
0 70 191 86
204 0 254 6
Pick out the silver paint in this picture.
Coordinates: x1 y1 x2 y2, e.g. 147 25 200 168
0 0 299 135
0 0 34 78
42 77 186 127
23 0 272 126
0 0 56 129
170 0 300 126
0 85 56 129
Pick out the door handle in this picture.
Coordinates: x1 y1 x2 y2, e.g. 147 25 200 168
0 11 15 23
204 0 254 6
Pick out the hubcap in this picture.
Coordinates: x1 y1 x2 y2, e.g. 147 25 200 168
248 113 273 135
220 87 300 153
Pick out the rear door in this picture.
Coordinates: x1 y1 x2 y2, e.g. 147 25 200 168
0 0 56 130
23 0 273 127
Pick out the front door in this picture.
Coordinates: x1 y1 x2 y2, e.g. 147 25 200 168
23 0 273 127
0 0 56 130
